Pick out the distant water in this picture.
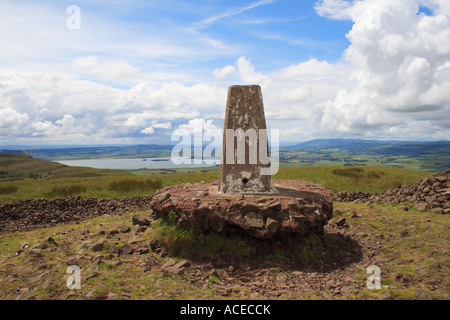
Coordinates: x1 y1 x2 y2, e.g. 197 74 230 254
55 157 219 170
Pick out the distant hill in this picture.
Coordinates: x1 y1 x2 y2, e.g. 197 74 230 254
0 144 174 160
294 139 388 150
292 139 450 156
0 153 131 181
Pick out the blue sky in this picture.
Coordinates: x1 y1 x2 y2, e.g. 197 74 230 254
0 0 449 146
59 0 354 81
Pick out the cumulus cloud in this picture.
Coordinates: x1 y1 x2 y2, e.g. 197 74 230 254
176 118 221 134
213 65 237 79
140 127 155 135
0 107 29 136
141 120 172 135
1 0 449 144
316 0 450 137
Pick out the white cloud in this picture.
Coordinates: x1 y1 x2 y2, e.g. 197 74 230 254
0 107 29 133
213 65 237 79
316 0 450 137
141 121 172 135
151 121 172 129
1 0 449 144
141 127 155 135
176 118 220 134
193 0 275 29
71 56 140 83
314 0 354 20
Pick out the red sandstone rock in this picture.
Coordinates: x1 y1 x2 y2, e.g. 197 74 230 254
149 179 333 239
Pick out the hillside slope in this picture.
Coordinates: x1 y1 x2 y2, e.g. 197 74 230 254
0 153 131 182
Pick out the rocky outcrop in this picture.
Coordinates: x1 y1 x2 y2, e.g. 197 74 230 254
334 171 449 213
149 179 333 239
0 195 154 233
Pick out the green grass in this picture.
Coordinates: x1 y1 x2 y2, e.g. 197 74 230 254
107 178 163 193
46 184 87 198
332 202 449 300
0 185 18 195
150 217 249 259
0 166 432 202
273 166 431 193
0 176 163 202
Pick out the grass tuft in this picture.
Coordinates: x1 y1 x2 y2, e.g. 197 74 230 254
0 185 18 195
46 185 87 198
107 178 163 193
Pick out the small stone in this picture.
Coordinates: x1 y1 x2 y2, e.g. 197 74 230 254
19 242 30 250
128 236 145 244
107 292 119 300
378 292 393 300
241 201 260 212
244 212 264 228
431 208 445 214
336 217 346 227
120 244 133 255
157 192 170 202
174 260 190 269
113 260 122 267
267 201 281 211
415 289 434 300
340 285 353 295
46 237 58 246
85 289 97 299
165 266 182 275
265 217 278 233
398 206 409 211
170 196 183 204
162 258 176 268
287 199 301 210
108 244 120 255
121 292 132 300
136 246 150 255
148 239 160 251
108 229 119 235
90 240 106 252
132 215 151 227
119 225 131 233
415 202 430 212
28 246 42 256
214 269 229 280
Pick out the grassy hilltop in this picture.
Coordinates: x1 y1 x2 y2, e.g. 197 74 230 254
0 153 130 182
0 152 448 301
0 152 432 202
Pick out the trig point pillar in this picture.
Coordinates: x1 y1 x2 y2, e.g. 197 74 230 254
218 85 274 194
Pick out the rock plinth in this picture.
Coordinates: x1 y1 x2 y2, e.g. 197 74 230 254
149 179 333 239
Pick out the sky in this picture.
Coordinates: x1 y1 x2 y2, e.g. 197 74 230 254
0 0 449 146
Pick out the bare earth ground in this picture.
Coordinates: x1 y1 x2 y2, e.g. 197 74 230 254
0 200 448 301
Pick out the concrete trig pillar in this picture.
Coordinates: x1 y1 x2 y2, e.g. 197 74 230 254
218 85 274 194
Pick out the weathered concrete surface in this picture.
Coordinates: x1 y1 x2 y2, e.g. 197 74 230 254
218 85 274 194
149 179 333 239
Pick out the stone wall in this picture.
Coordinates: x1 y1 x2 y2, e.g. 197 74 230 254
333 171 449 214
